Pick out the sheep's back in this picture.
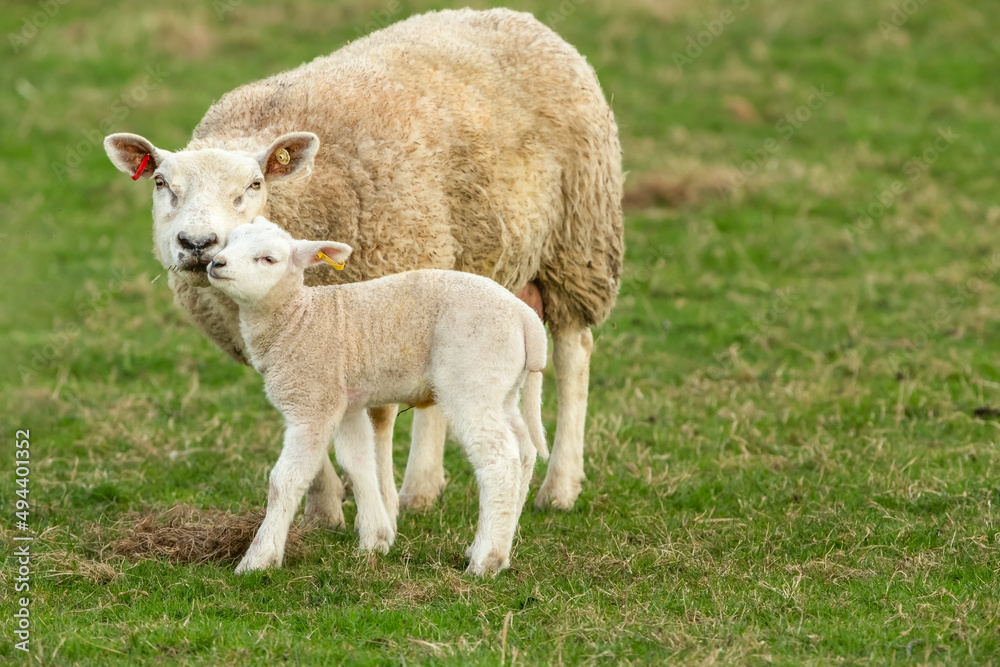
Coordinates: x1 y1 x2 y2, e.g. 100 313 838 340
192 9 620 310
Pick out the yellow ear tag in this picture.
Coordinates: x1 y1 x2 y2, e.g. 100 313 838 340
316 251 344 270
275 148 291 165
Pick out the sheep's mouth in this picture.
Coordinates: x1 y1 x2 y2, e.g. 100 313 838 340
170 259 213 286
179 262 209 275
175 250 215 274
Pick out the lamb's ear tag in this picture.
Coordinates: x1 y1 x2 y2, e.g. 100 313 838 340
132 154 150 181
275 148 291 165
316 251 344 270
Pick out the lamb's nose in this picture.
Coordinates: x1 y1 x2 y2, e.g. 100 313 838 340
208 257 226 278
178 232 219 252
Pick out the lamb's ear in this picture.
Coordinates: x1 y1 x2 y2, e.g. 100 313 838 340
258 132 320 182
104 133 167 179
291 240 353 270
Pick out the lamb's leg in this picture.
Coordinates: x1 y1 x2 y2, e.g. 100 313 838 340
335 410 395 554
536 326 593 511
237 422 333 573
303 455 346 530
398 405 448 510
369 404 399 529
506 399 538 516
454 414 522 576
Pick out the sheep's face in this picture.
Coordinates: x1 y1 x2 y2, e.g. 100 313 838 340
104 132 320 287
207 218 352 306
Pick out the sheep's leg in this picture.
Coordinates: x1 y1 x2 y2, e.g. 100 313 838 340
369 404 399 529
398 405 448 511
536 326 593 511
506 397 538 516
452 413 522 576
303 455 346 530
335 410 395 553
237 422 333 573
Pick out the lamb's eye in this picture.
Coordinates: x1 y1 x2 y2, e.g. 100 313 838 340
249 180 262 190
154 176 165 189
262 256 276 265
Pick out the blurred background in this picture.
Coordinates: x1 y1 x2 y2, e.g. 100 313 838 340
2 0 1000 663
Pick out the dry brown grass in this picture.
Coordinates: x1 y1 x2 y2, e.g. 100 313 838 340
623 169 736 211
94 504 307 566
43 550 120 584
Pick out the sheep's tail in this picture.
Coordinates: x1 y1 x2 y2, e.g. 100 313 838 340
521 310 549 460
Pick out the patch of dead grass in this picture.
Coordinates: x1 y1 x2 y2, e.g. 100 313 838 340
94 504 307 566
143 11 218 61
43 550 120 584
623 169 736 211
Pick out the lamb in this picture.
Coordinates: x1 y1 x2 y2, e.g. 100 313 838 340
103 8 623 522
207 218 548 576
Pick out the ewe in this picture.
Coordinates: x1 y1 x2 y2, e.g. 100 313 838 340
208 219 548 576
104 8 622 520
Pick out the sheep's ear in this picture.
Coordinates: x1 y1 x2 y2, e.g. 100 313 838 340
258 132 320 182
104 133 166 179
291 240 353 270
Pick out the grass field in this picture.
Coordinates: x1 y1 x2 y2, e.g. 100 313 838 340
3 0 1000 663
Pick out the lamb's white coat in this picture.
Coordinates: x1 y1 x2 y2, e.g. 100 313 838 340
209 219 547 575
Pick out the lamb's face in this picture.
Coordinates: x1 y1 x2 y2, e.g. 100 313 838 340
207 218 353 306
207 220 296 304
104 132 320 287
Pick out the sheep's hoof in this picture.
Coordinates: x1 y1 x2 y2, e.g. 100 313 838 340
398 477 447 512
358 526 394 555
465 550 509 577
534 478 582 511
235 551 280 574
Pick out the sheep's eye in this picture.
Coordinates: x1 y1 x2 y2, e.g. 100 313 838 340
154 176 165 189
249 180 262 191
262 256 276 265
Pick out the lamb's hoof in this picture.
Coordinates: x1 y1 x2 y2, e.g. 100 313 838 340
235 550 281 574
535 478 582 511
398 476 447 512
303 506 346 531
358 526 395 555
465 549 509 577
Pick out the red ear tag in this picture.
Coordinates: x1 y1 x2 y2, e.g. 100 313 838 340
132 154 150 181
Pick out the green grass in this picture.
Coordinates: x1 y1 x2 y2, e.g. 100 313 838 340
3 0 1000 663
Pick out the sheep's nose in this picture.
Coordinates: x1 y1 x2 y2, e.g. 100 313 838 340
178 232 219 253
211 257 226 269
